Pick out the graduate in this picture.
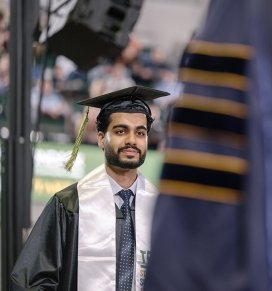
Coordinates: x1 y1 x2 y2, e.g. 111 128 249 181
11 85 169 291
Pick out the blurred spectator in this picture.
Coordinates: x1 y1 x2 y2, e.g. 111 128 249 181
52 55 76 91
63 68 88 94
87 60 112 87
130 47 166 87
153 65 182 107
31 69 71 140
0 52 9 91
153 64 182 123
88 59 135 97
0 52 8 126
153 65 183 147
0 3 9 129
0 4 9 56
121 34 143 65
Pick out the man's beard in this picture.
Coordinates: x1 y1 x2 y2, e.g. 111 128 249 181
105 145 146 169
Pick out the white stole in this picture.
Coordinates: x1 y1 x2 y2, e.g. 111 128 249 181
77 164 158 291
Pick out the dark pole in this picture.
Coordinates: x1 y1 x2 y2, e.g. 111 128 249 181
1 0 38 290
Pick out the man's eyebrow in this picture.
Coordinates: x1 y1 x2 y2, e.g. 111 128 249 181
112 124 147 131
136 125 147 131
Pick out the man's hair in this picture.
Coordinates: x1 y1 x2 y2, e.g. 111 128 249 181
95 97 155 133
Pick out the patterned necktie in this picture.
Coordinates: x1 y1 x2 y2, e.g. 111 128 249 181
117 189 135 291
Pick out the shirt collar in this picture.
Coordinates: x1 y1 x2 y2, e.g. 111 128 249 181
108 175 137 209
108 174 137 195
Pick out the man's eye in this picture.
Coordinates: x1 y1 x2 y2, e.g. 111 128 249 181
116 129 125 134
137 131 146 136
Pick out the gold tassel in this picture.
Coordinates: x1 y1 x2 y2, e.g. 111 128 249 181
64 107 90 171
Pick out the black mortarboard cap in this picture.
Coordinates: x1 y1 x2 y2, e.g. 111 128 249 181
64 85 170 171
77 85 170 107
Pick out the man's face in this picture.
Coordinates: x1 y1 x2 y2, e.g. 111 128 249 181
98 112 148 170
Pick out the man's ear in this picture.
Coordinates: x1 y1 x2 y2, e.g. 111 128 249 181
97 131 105 150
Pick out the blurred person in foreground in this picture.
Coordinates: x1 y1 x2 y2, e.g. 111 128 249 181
144 0 272 290
11 85 169 291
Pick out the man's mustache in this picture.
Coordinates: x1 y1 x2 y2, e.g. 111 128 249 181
118 145 141 154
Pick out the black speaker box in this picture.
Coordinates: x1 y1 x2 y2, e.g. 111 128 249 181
39 0 144 71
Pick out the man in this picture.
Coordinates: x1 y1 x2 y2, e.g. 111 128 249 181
11 85 169 291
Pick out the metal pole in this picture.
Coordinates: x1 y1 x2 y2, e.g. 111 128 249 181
1 1 38 290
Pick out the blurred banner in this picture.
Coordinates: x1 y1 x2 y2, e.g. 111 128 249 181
144 0 272 290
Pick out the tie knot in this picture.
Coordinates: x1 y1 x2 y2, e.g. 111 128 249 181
118 189 133 205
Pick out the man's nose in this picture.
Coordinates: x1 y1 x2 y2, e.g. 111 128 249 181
125 132 136 145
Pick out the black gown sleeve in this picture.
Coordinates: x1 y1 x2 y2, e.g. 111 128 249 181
11 184 79 291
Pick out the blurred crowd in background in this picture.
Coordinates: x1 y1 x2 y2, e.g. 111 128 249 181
0 3 183 150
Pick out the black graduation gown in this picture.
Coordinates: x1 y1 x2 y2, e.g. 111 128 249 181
11 182 134 290
11 183 79 291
